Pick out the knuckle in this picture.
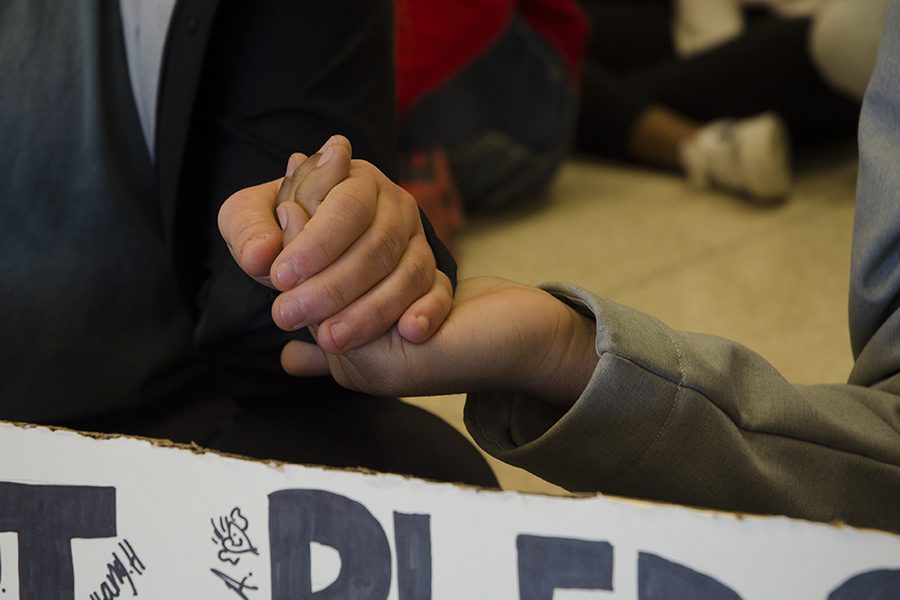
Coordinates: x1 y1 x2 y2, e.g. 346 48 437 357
220 186 246 211
398 187 418 215
350 158 375 174
331 185 374 229
349 296 393 343
318 280 349 315
436 270 452 291
404 251 435 294
394 184 420 220
433 273 453 308
332 372 360 392
356 304 391 342
293 234 332 280
367 227 406 276
217 197 234 229
218 194 277 259
235 222 274 258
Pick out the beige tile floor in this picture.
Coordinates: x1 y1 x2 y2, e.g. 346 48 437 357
405 149 858 495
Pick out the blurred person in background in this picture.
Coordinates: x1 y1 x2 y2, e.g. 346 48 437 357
574 0 887 203
394 0 589 248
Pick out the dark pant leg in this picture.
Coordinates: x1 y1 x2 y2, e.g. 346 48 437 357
577 5 859 158
579 0 675 74
576 62 650 158
575 0 672 158
215 393 498 488
61 383 499 488
625 17 861 144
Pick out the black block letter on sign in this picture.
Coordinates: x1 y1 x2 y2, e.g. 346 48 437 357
828 569 900 599
517 534 613 600
638 552 743 600
393 512 431 600
269 489 391 599
0 482 116 600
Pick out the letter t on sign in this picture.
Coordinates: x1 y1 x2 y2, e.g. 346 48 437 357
0 482 117 600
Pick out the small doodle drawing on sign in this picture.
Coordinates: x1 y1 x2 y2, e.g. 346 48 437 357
212 507 259 565
211 507 259 598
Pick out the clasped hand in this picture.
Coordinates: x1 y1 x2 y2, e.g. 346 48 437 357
219 136 598 408
218 135 451 354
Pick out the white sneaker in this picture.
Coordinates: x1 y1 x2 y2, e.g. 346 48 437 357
679 111 792 203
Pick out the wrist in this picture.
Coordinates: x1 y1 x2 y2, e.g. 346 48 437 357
515 292 599 409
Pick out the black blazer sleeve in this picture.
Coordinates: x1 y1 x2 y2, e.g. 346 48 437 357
164 0 454 389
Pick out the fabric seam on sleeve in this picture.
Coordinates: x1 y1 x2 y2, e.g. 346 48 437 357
608 328 686 483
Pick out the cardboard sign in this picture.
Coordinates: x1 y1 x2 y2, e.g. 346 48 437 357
0 420 897 599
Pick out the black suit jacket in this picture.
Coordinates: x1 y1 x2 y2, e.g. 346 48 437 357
48 0 493 487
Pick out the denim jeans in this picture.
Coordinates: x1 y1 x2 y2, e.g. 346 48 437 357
399 15 578 212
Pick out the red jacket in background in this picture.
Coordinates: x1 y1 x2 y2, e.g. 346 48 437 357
395 0 590 115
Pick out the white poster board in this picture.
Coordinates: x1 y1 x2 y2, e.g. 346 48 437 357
0 420 897 599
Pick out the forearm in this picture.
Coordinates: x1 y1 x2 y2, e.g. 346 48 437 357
465 283 900 532
513 289 600 410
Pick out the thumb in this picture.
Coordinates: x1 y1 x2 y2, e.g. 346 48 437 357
281 338 330 377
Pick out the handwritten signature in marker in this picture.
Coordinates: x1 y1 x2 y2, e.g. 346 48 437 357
89 539 146 600
211 568 259 600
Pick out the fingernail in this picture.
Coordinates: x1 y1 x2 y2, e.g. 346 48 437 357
318 135 336 153
329 321 355 351
316 144 335 168
274 261 301 288
276 205 288 231
285 153 302 177
415 315 430 335
278 298 306 329
242 235 270 258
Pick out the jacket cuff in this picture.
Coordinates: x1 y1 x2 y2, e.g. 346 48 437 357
463 282 685 491
419 207 458 290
